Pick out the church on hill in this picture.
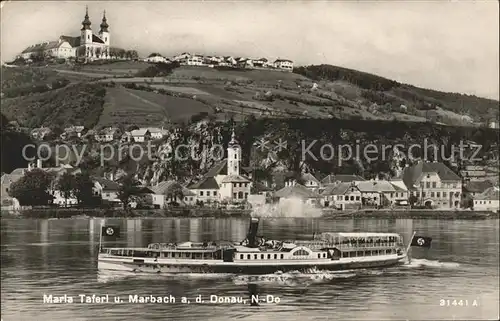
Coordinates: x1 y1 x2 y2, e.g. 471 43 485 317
20 6 111 60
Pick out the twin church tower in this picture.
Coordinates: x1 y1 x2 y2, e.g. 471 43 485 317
78 6 111 59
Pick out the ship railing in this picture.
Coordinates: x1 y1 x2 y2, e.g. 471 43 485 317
147 243 233 250
294 241 400 250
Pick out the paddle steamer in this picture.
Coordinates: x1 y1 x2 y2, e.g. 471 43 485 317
97 218 413 274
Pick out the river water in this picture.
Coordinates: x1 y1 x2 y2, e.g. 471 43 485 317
1 217 498 320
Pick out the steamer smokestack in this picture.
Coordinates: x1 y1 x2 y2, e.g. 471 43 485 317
247 217 259 248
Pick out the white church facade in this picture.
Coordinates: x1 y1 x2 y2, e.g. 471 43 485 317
20 6 111 60
188 131 251 204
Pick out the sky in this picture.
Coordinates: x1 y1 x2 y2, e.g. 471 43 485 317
1 1 499 100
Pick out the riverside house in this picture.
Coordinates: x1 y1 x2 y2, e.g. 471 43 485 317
92 176 121 205
473 186 499 212
321 174 366 186
274 181 322 206
402 161 462 209
321 182 362 210
462 180 495 207
151 180 196 208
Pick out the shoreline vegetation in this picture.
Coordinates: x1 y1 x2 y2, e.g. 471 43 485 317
1 208 498 220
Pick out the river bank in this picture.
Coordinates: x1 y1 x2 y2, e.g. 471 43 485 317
0 208 498 219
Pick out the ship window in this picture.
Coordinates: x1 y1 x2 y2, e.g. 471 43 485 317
240 254 244 259
323 253 326 258
293 249 309 256
274 254 277 259
280 254 284 259
172 252 175 258
386 249 391 254
254 254 257 259
318 254 321 258
247 254 250 259
267 254 271 259
261 254 264 259
357 251 363 257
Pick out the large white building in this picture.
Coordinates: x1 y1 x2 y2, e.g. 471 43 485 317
20 6 111 60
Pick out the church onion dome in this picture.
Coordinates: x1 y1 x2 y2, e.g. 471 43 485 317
81 6 92 30
100 11 109 32
228 130 239 148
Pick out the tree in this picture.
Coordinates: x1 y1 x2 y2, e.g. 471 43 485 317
30 49 48 62
9 169 54 206
117 174 141 209
128 50 139 59
126 125 139 132
74 172 96 207
1 113 9 132
408 194 418 207
167 183 184 203
57 172 75 207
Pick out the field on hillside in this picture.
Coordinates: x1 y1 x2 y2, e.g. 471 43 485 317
1 83 106 128
167 66 306 82
97 86 213 127
56 61 151 76
1 66 70 98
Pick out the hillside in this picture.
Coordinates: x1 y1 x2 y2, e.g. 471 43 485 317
294 64 499 124
1 62 498 129
1 82 106 128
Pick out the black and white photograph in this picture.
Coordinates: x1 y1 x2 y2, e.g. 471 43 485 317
0 1 499 320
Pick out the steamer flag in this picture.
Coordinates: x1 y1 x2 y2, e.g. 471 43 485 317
410 236 432 248
101 226 120 239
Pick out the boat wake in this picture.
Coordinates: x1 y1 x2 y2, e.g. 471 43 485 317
233 268 359 286
251 197 323 218
97 270 233 283
403 258 461 269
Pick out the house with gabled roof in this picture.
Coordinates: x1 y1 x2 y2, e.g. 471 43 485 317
273 58 294 71
321 182 362 210
95 127 121 142
150 180 196 208
473 186 499 212
321 174 365 186
402 161 462 209
31 127 52 140
274 181 322 206
301 172 321 191
354 180 397 207
252 58 269 68
92 176 121 204
462 180 494 208
130 129 151 142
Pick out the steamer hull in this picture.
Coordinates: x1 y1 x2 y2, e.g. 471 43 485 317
98 253 407 274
